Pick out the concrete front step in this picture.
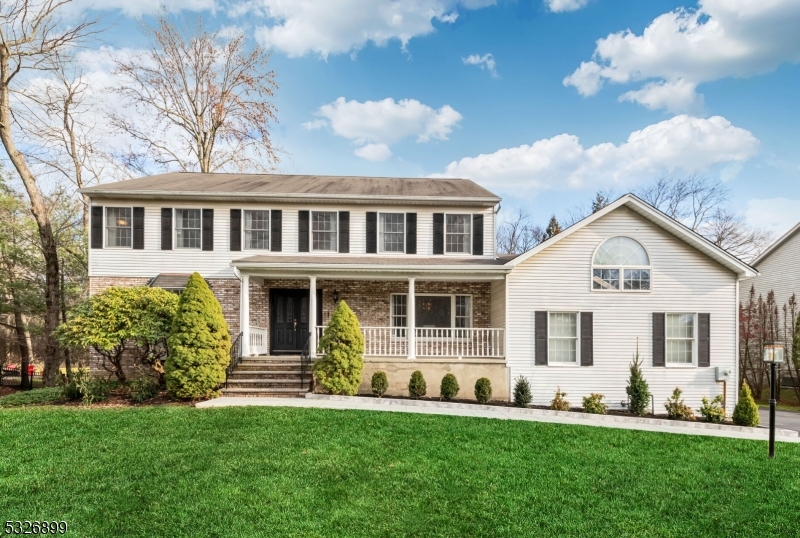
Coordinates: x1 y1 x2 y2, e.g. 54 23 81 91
235 362 303 370
226 379 307 389
227 370 305 379
220 387 309 398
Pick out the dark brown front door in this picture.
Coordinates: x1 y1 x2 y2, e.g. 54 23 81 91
270 289 323 354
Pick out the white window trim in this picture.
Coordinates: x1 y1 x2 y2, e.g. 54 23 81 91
378 212 405 254
104 206 134 249
664 312 698 368
242 209 271 251
547 311 581 367
590 236 652 293
444 213 472 255
390 293 474 338
174 208 203 250
311 210 339 253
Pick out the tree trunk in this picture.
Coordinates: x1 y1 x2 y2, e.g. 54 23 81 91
12 299 31 389
60 259 71 378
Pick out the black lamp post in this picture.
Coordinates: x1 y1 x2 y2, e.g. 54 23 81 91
763 342 785 459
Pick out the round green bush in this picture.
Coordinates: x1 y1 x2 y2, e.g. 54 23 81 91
582 393 607 414
700 395 726 423
513 376 532 407
314 301 365 396
733 381 760 427
474 377 492 404
440 373 459 401
371 371 388 398
409 370 427 399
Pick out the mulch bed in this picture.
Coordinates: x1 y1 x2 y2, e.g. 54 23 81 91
0 386 20 398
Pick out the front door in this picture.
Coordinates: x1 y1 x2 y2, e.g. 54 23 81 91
270 289 323 354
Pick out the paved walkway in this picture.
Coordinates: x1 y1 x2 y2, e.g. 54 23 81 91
759 408 800 433
197 395 800 443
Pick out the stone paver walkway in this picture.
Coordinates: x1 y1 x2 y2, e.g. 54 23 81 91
197 394 800 443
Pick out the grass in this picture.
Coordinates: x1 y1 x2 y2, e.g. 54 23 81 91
756 388 800 412
1 407 799 538
0 387 63 408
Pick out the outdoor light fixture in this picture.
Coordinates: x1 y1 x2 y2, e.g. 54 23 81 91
763 341 785 459
332 290 339 303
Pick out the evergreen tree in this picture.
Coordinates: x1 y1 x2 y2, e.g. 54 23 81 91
591 191 611 213
314 300 365 395
626 351 651 416
545 215 562 239
164 273 231 399
732 381 760 427
513 376 532 407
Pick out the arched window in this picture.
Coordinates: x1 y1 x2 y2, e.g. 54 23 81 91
592 237 651 291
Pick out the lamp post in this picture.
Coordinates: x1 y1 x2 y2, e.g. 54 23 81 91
763 342 785 459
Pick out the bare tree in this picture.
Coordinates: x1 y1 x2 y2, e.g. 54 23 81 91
700 207 775 261
496 209 545 255
112 16 279 174
0 0 96 385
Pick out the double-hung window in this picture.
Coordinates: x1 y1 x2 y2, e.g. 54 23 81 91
445 214 471 254
380 213 405 253
175 209 202 249
244 210 270 250
666 313 695 365
312 211 337 252
105 207 132 247
548 312 578 364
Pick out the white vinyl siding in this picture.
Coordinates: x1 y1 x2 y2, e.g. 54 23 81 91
741 229 800 315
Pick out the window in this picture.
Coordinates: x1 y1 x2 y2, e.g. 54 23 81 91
380 213 405 253
666 313 695 365
105 207 132 247
592 236 650 291
175 209 202 249
312 211 337 251
390 294 473 330
445 214 471 254
548 312 578 364
390 294 407 337
455 296 472 328
244 210 270 250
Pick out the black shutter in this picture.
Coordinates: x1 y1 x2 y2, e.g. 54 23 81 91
202 208 214 251
433 213 444 255
298 210 309 252
161 208 172 250
366 212 377 254
271 210 282 252
90 206 103 249
132 207 144 250
338 211 350 253
698 313 710 367
230 209 241 251
535 311 548 365
653 313 665 367
580 312 593 366
406 213 417 254
472 214 484 256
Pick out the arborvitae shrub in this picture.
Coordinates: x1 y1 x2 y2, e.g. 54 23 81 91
732 382 760 427
550 387 570 411
371 371 388 398
513 376 532 407
314 301 365 396
165 273 231 399
582 393 607 414
409 371 427 399
700 395 726 423
440 373 459 401
626 352 651 416
664 387 695 420
474 377 492 404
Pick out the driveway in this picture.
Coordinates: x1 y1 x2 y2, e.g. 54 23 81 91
759 409 800 432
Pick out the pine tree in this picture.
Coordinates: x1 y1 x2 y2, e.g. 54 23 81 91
513 375 532 407
314 300 365 395
164 273 231 399
732 381 760 427
545 215 562 239
626 350 651 416
591 191 610 213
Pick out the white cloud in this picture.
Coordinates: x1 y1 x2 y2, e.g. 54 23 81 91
746 198 800 237
564 0 800 112
74 0 215 16
246 0 496 58
434 115 759 195
354 143 393 161
462 53 498 78
545 0 590 13
306 97 462 160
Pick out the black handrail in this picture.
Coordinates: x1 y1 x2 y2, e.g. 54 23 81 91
226 332 243 389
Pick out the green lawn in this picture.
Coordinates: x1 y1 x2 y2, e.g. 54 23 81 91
1 407 799 537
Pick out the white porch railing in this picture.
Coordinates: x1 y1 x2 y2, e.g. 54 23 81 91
315 326 504 358
250 326 268 355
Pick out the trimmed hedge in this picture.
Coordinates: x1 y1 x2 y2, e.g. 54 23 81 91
474 377 492 404
440 373 459 401
409 371 427 399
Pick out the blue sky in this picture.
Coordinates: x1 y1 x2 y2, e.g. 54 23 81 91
84 0 800 234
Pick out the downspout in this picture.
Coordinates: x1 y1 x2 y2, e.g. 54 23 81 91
493 202 501 259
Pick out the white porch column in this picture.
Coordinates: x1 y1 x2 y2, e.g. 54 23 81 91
309 276 317 358
407 277 416 360
240 274 250 356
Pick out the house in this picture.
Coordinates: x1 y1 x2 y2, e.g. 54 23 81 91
81 174 755 412
739 221 800 311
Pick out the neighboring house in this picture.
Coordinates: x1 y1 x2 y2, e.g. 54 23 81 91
739 221 800 311
81 174 755 412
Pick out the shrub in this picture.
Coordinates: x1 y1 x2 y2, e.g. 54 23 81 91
60 368 90 401
664 387 695 420
550 387 570 411
313 301 365 396
732 381 760 427
130 376 160 403
475 377 492 404
79 377 111 405
165 273 231 400
371 371 388 398
440 373 459 401
409 370 427 399
700 395 726 424
626 351 651 416
513 376 532 407
0 387 63 408
582 393 608 414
